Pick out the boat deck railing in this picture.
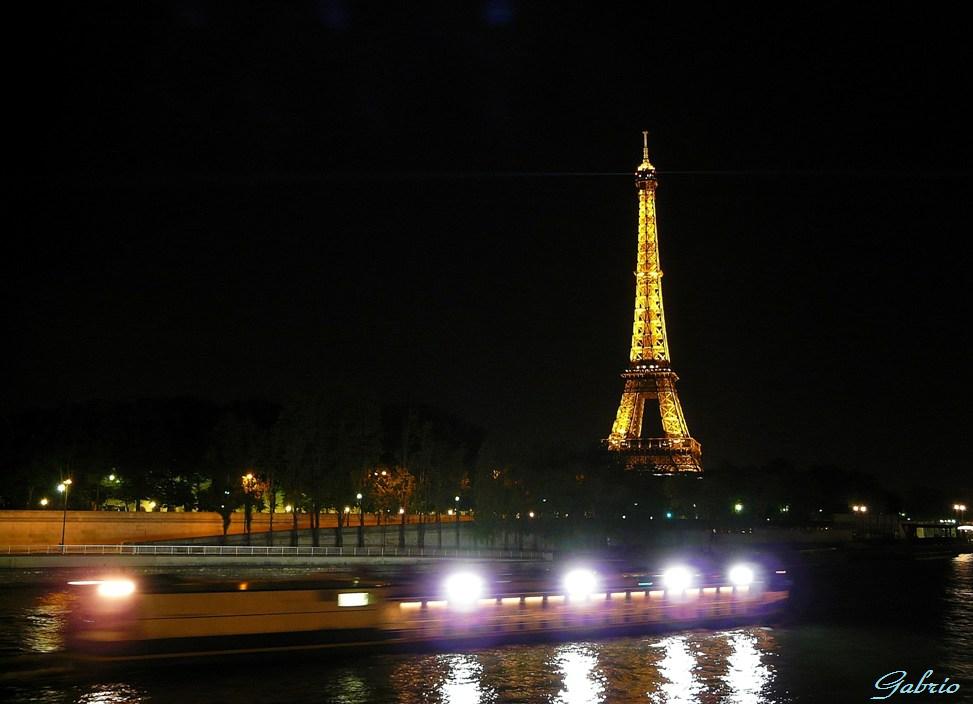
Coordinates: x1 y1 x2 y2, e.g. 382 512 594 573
0 544 552 560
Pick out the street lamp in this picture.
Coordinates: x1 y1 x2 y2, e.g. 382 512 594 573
954 504 967 522
454 495 461 549
733 503 743 514
356 492 364 548
241 472 258 545
39 498 49 507
57 479 73 551
398 507 406 549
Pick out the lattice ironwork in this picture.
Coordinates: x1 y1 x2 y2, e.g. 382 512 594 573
606 133 702 474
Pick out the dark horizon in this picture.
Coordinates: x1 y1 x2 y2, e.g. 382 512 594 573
8 2 971 497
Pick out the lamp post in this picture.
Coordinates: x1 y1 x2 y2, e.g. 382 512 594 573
241 472 257 546
356 493 364 548
57 479 73 552
397 507 406 549
954 503 967 522
852 504 868 539
454 495 460 549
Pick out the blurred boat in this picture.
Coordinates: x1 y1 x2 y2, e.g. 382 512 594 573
66 564 789 662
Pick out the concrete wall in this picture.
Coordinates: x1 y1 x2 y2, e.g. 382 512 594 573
159 520 554 551
0 510 471 547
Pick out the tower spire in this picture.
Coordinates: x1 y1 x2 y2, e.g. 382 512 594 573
638 129 655 172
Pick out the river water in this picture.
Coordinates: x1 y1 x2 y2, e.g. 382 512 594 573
0 552 969 703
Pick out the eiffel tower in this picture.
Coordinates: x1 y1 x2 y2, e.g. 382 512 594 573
606 132 702 474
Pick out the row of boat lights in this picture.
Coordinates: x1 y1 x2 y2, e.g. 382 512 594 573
442 564 756 608
71 564 759 605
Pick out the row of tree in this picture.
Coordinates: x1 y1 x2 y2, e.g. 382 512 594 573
0 392 481 547
1 393 958 548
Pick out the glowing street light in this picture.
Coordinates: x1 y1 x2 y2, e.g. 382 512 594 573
57 478 73 551
39 498 49 507
397 507 407 549
356 492 364 548
733 503 743 514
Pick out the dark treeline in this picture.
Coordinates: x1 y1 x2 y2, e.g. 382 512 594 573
0 395 957 547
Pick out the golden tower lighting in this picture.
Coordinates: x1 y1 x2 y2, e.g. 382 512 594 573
606 132 702 473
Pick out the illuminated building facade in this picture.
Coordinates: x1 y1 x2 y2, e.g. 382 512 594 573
606 133 702 473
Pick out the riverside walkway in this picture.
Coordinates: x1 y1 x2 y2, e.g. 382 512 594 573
0 543 553 568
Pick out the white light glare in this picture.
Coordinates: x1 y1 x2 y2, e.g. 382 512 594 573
728 564 755 586
96 579 136 598
444 572 483 606
662 566 692 592
563 568 598 599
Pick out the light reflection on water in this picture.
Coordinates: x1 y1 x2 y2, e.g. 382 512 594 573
553 644 606 704
75 683 148 703
650 635 702 704
723 630 774 704
23 590 72 654
942 552 973 681
439 653 492 704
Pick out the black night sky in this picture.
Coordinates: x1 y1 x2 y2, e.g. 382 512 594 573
9 2 971 495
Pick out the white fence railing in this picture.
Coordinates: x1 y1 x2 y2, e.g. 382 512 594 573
0 544 552 560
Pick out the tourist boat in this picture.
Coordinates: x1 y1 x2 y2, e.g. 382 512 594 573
65 562 789 662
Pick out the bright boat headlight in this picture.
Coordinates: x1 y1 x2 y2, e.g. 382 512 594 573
563 568 598 600
661 566 692 592
444 572 483 607
96 579 136 598
728 564 754 587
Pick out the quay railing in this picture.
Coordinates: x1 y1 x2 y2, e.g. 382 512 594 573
0 544 552 561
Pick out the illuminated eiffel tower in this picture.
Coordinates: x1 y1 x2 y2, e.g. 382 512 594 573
606 132 702 473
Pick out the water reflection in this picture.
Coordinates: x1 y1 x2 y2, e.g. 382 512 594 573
553 643 605 704
76 683 148 703
327 671 373 704
723 631 773 704
439 653 492 704
650 635 702 704
23 590 72 654
942 553 973 681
